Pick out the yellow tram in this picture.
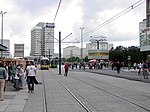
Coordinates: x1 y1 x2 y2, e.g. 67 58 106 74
40 57 49 70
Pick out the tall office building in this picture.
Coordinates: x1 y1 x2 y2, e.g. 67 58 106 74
0 39 11 58
63 42 113 59
146 0 150 27
31 22 55 58
139 1 150 60
14 44 24 58
139 19 147 48
63 46 80 58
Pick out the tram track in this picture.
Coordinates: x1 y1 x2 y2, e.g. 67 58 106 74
41 70 48 112
41 69 150 112
41 69 92 112
49 70 92 112
69 74 150 112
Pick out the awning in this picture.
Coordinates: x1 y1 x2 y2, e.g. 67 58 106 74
0 44 8 51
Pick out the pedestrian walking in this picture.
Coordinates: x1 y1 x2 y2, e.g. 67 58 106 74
133 62 137 70
64 63 69 77
137 62 142 75
8 63 12 82
142 61 149 79
26 61 37 93
11 62 16 83
116 61 121 74
25 61 30 70
0 60 7 101
34 64 42 85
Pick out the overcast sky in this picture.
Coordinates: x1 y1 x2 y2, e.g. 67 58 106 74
0 0 146 56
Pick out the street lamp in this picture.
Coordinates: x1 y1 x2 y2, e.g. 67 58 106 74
0 11 6 58
80 27 84 60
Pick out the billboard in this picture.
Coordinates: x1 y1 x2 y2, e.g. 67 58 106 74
88 50 109 59
45 23 55 28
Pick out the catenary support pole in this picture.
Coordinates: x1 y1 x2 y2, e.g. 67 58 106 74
59 32 61 75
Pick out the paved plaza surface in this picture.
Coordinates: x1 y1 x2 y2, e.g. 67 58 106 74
1 67 150 112
84 67 150 83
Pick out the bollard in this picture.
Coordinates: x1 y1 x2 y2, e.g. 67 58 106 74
0 81 2 100
0 80 4 101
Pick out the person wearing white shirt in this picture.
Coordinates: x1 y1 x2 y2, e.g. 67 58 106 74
26 61 36 93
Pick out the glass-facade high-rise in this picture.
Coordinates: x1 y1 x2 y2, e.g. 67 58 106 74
140 0 150 60
146 0 150 27
31 22 55 58
139 19 147 47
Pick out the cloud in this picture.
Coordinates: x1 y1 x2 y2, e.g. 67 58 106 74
13 0 57 15
79 0 144 48
0 0 146 56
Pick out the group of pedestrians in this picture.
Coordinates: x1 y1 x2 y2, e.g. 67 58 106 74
130 62 149 79
0 60 41 101
112 61 149 79
137 61 149 79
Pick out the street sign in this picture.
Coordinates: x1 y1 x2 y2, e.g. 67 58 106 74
128 56 131 60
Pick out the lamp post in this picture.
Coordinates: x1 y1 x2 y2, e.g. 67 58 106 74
80 27 84 60
0 11 6 58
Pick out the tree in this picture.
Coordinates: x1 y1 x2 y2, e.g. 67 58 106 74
109 46 144 66
62 57 66 62
127 46 144 65
83 56 88 62
109 46 127 62
66 56 80 62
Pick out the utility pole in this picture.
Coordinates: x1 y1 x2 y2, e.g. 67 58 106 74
80 27 84 60
59 32 61 75
97 40 99 49
58 32 72 75
49 49 51 62
0 11 6 58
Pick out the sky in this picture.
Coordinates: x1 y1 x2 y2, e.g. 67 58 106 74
0 0 146 56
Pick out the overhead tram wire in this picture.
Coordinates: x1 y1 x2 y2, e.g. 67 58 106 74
85 0 144 36
73 0 145 43
88 0 145 35
46 0 62 43
53 0 62 23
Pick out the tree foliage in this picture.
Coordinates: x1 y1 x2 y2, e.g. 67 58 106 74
66 56 80 62
109 46 144 66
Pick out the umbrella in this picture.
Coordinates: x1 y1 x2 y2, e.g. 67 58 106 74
89 59 96 62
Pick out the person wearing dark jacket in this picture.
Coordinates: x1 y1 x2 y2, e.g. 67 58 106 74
142 61 149 79
116 61 121 74
0 60 6 101
64 63 69 76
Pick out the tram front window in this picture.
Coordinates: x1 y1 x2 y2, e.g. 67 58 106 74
41 60 49 65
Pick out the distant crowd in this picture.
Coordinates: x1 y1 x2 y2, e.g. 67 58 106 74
65 60 150 79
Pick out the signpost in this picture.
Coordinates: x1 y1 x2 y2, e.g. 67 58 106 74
128 56 131 70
